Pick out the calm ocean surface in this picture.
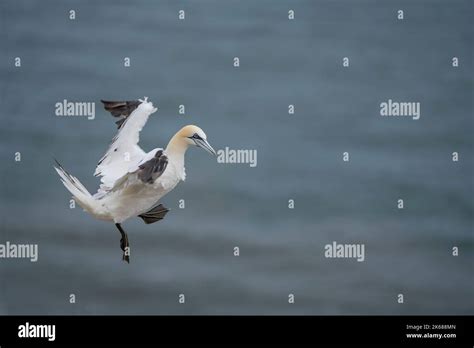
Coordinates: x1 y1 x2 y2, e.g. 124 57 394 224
0 0 472 314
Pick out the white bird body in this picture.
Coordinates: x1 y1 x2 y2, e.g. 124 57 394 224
54 97 216 262
92 146 185 223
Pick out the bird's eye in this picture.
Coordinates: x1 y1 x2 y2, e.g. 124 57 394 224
188 133 203 141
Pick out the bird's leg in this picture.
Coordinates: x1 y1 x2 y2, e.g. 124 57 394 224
115 223 130 263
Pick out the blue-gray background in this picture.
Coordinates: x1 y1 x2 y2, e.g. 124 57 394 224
0 0 472 314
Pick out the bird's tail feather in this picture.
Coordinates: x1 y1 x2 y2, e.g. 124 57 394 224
54 159 105 217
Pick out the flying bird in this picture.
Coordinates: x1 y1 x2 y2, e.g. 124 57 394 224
54 97 216 263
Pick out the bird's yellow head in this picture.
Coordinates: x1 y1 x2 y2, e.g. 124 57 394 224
176 125 216 156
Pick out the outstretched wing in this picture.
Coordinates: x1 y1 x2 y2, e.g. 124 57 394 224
94 97 158 191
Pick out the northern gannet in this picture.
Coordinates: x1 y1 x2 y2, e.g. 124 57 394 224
54 97 216 263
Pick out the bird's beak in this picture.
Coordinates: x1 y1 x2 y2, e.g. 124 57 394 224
195 138 217 156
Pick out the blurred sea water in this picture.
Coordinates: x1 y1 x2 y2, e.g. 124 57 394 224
0 0 472 314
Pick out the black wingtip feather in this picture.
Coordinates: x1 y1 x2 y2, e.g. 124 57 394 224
53 157 62 169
